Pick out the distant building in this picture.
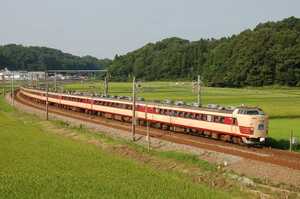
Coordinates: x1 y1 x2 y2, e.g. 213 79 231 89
27 72 45 81
0 68 45 81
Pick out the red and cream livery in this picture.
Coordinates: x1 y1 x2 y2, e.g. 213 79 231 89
19 87 268 145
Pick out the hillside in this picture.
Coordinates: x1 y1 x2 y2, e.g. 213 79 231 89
0 44 111 71
109 17 300 87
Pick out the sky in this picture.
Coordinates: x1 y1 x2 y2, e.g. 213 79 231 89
0 0 299 59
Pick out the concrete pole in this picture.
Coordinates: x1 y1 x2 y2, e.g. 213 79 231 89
1 73 4 96
290 130 294 152
104 76 108 97
132 76 136 141
11 72 14 106
197 75 201 107
31 73 33 87
36 74 39 88
145 105 150 151
54 72 57 92
45 71 49 120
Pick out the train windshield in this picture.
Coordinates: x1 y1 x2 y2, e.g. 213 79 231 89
238 109 264 115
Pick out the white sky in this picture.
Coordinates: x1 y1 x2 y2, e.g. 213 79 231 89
0 0 299 58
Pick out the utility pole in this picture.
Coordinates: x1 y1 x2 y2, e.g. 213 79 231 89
11 72 14 106
1 72 4 96
45 71 49 120
290 130 294 152
132 76 136 141
104 74 109 97
145 105 150 151
31 73 33 87
36 73 39 88
197 75 201 107
54 72 57 92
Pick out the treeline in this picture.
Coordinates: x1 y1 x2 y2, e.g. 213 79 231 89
109 17 300 87
0 44 111 71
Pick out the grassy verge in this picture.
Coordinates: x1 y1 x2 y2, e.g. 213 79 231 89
0 96 247 199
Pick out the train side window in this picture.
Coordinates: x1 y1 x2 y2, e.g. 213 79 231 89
179 112 184 117
207 115 212 122
214 116 219 122
187 113 192 119
220 117 225 123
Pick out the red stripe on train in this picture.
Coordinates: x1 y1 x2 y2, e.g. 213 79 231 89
239 126 254 135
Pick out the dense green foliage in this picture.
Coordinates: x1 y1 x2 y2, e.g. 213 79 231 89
0 44 111 71
109 17 300 87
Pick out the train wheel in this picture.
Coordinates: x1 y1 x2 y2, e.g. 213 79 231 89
220 135 231 142
232 137 243 145
211 133 219 139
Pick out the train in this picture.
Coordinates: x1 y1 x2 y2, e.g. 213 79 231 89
19 87 269 145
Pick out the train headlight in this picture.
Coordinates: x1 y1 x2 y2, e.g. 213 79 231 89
259 137 265 142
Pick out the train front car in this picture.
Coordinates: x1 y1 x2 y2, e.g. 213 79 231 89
233 107 268 145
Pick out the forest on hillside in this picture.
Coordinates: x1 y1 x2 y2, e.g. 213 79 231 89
0 44 111 71
109 17 300 87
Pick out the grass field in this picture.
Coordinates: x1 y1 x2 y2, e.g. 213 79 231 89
63 81 300 150
0 96 246 198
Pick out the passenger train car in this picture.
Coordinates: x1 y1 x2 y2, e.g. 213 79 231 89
19 87 269 145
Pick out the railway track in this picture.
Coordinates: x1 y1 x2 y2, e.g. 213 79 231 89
14 91 300 170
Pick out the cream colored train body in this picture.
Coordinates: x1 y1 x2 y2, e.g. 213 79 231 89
20 87 268 144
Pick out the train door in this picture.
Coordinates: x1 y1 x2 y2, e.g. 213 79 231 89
230 118 239 134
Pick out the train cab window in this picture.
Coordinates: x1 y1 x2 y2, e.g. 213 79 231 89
238 110 244 114
238 109 262 115
246 110 259 115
